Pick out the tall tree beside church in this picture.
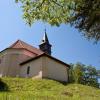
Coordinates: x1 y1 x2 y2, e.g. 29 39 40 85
69 62 99 88
73 62 85 84
16 0 100 42
68 63 75 83
84 66 99 87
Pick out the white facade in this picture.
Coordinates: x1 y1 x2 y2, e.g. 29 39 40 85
0 40 70 82
20 57 42 78
20 55 69 82
0 49 33 77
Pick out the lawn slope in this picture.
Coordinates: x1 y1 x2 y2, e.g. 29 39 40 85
0 78 100 100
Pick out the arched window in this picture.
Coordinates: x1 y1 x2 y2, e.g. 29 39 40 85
27 66 30 75
0 59 1 64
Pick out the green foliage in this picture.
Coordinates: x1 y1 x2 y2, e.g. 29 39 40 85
16 0 74 26
0 79 9 91
71 0 100 42
68 64 75 83
97 70 100 76
0 78 100 100
69 63 99 88
73 63 85 84
16 0 100 42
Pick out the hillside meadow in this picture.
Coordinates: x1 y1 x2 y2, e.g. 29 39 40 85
0 78 100 100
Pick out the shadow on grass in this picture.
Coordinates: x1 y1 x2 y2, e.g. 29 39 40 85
44 77 69 85
0 79 9 92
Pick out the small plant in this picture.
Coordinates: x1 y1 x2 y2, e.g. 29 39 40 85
0 78 9 91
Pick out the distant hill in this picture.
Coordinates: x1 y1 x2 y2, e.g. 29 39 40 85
0 78 100 100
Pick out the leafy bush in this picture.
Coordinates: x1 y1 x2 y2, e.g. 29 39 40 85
0 78 9 91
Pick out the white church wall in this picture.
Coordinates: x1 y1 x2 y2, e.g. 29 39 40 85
0 49 34 77
4 53 20 76
0 50 12 76
0 54 6 77
20 56 68 82
20 57 42 78
20 55 69 82
44 56 68 82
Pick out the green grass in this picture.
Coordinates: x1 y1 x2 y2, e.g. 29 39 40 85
0 78 100 100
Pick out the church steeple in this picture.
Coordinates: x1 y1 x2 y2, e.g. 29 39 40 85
39 30 52 55
41 29 49 44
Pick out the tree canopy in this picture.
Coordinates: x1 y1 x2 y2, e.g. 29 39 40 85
16 0 100 42
69 62 99 88
16 0 74 25
71 0 100 42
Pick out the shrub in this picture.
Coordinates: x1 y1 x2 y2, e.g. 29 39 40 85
0 78 9 91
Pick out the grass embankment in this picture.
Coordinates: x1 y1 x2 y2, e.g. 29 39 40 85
0 78 100 100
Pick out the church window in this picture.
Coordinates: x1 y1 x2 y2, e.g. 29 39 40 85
27 66 30 75
0 59 1 64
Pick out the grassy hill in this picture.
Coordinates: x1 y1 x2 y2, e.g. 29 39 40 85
0 78 100 100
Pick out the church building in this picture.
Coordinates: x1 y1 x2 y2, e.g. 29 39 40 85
0 32 70 82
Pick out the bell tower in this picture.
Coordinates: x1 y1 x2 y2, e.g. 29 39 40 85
39 30 52 55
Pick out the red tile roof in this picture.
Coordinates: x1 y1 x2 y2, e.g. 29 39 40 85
8 40 43 55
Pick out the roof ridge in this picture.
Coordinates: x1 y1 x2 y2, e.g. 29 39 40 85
19 40 42 51
18 40 26 49
9 40 19 48
8 39 43 55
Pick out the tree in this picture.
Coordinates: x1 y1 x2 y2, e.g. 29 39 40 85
73 62 85 84
15 0 74 26
69 62 99 88
97 70 100 76
71 0 100 42
83 65 99 87
68 63 75 83
16 0 100 42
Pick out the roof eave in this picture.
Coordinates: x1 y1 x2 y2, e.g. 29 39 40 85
20 53 70 68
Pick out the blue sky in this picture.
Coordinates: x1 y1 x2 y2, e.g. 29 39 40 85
0 0 100 71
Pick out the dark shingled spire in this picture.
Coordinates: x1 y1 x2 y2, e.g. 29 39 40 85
41 29 49 44
39 30 52 55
